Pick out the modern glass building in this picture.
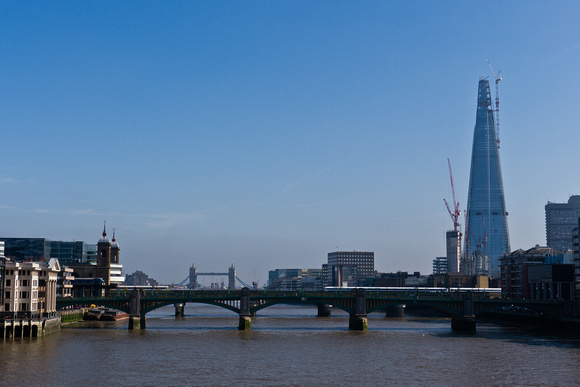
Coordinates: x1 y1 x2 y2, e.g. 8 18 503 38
545 195 580 252
465 78 510 277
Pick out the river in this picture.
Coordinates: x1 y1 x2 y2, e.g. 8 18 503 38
2 304 580 386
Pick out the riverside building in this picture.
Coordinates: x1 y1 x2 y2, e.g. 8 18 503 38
545 195 580 252
323 251 374 287
0 256 62 339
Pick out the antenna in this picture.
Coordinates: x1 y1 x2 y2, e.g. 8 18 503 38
487 59 502 147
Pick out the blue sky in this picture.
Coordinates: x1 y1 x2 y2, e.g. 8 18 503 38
1 1 579 285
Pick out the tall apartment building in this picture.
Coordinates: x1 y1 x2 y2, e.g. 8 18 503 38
464 78 510 277
323 251 374 287
545 195 580 252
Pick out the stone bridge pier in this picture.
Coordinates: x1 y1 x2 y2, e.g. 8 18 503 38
451 292 475 332
174 303 185 317
128 289 146 329
349 288 368 331
316 303 332 317
238 287 252 330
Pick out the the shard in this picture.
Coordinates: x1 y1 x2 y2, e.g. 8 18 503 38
464 78 510 277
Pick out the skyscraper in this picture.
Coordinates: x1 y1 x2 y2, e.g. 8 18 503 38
464 78 510 277
545 195 580 252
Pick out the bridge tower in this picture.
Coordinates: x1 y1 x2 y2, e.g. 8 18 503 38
228 264 236 290
189 264 197 289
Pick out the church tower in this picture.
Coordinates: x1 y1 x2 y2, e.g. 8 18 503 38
96 222 112 285
111 228 120 264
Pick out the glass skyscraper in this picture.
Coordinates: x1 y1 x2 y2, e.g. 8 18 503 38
465 78 510 277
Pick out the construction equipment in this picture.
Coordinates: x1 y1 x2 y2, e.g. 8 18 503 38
444 158 461 232
487 59 502 147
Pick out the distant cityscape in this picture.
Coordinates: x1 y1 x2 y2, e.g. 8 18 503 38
1 78 579 330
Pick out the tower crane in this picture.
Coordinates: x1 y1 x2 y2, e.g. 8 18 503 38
487 59 502 147
443 158 461 233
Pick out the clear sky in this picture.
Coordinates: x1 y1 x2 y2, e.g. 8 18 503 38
1 1 579 285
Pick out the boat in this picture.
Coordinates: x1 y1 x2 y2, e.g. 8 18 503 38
100 309 129 321
83 308 105 320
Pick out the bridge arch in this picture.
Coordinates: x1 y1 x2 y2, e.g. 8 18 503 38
251 299 355 315
140 300 240 315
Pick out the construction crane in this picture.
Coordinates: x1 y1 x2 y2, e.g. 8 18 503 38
444 158 461 233
487 59 502 147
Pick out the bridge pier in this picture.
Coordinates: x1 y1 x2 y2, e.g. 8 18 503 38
238 287 252 331
317 303 331 317
385 304 406 317
451 316 476 332
349 288 368 331
452 292 475 332
127 288 146 329
349 314 368 330
128 315 141 329
128 314 147 330
174 303 185 317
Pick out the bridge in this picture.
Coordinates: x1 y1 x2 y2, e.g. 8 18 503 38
56 288 575 332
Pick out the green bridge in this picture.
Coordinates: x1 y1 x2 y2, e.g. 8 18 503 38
56 288 574 331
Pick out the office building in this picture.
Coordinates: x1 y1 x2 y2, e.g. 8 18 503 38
432 257 447 274
0 238 96 264
324 251 374 287
545 195 580 252
268 268 323 291
464 78 510 277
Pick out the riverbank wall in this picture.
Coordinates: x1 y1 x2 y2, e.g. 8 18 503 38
1 316 61 339
59 309 86 324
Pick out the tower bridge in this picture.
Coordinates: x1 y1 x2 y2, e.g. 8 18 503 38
177 263 238 289
56 288 574 332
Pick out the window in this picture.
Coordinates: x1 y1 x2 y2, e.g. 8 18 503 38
5 291 10 299
5 279 10 286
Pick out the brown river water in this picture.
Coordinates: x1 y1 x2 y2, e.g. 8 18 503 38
2 304 580 386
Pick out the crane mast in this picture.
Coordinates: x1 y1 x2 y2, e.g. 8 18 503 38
487 59 502 147
444 158 461 233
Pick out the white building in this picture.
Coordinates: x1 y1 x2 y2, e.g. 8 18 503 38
2 258 60 318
